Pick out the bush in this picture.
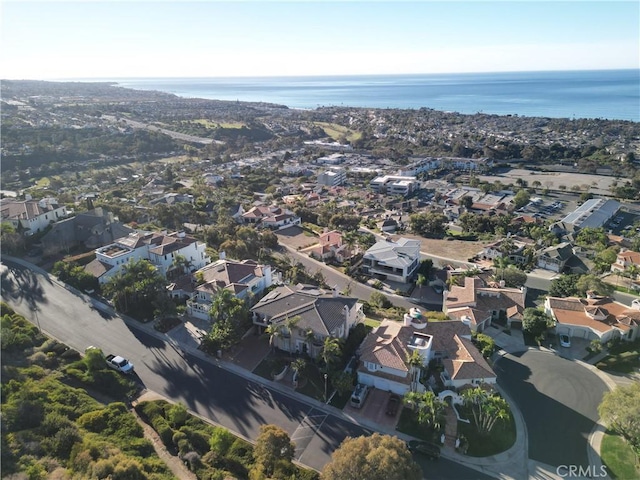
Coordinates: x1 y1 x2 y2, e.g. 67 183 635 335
209 426 235 456
151 416 174 450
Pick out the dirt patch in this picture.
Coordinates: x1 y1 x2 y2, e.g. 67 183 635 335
275 226 319 250
391 234 486 263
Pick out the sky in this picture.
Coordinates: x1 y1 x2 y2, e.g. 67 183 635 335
1 1 639 79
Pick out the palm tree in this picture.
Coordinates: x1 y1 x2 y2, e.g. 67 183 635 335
304 328 317 357
321 337 342 372
403 391 446 431
265 322 284 351
461 387 510 436
290 358 306 387
406 350 425 392
282 315 301 352
493 256 511 282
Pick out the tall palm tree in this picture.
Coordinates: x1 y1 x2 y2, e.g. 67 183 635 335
321 337 342 372
282 315 301 352
265 323 284 351
493 256 511 282
304 328 317 357
406 350 425 392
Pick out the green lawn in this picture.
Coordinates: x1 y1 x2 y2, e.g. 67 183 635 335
313 121 362 142
601 431 640 479
596 348 640 374
456 408 516 457
364 317 381 328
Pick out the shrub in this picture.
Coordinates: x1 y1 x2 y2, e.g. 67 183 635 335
209 426 235 456
151 416 174 450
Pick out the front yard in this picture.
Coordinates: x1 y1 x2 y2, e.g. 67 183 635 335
601 431 640 480
596 341 640 374
456 406 516 457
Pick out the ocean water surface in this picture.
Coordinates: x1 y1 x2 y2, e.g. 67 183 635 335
109 70 639 121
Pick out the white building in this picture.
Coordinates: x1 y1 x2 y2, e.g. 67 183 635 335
369 175 419 196
0 197 68 236
361 237 421 283
317 167 347 187
86 231 209 284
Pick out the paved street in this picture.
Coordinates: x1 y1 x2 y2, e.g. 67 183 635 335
1 258 491 479
495 350 608 469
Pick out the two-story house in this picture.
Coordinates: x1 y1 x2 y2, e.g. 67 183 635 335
610 250 640 278
251 284 364 359
443 276 526 332
357 315 496 395
187 258 273 321
85 231 209 284
308 230 353 263
536 242 575 273
478 236 535 265
361 237 421 283
1 197 68 236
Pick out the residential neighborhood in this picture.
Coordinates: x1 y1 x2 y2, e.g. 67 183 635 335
2 79 639 480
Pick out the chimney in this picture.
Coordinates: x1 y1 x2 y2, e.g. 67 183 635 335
219 251 226 260
333 286 339 298
499 279 506 288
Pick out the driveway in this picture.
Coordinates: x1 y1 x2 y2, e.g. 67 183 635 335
495 350 608 469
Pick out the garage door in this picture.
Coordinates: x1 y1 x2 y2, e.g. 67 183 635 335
374 378 390 391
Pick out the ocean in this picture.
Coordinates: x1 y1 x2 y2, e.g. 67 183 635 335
112 70 640 122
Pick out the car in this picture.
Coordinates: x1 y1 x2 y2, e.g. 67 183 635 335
386 394 401 416
407 440 441 460
559 334 571 348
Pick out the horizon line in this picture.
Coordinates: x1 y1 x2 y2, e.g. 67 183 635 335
4 67 639 82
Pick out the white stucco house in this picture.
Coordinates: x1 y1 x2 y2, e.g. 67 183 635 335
186 258 273 321
361 237 421 283
357 314 496 395
0 197 68 236
84 231 209 285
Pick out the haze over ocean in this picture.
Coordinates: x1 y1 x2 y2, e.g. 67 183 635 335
108 70 639 122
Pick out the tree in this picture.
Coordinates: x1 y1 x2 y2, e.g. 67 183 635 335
321 337 342 372
369 291 392 309
500 267 528 288
252 424 296 477
203 289 249 351
522 308 552 339
575 274 613 297
406 350 424 392
598 383 640 450
322 433 422 480
290 358 306 383
513 189 531 209
409 212 448 238
461 387 510 436
403 391 446 431
102 259 168 319
549 274 581 297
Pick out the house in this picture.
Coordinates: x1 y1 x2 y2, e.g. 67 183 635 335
241 205 301 230
0 197 68 236
251 284 364 359
356 315 496 395
361 237 421 283
537 242 575 273
443 276 526 332
84 231 209 284
610 250 640 277
478 236 535 265
308 230 353 263
41 207 134 255
186 258 273 321
545 292 640 343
